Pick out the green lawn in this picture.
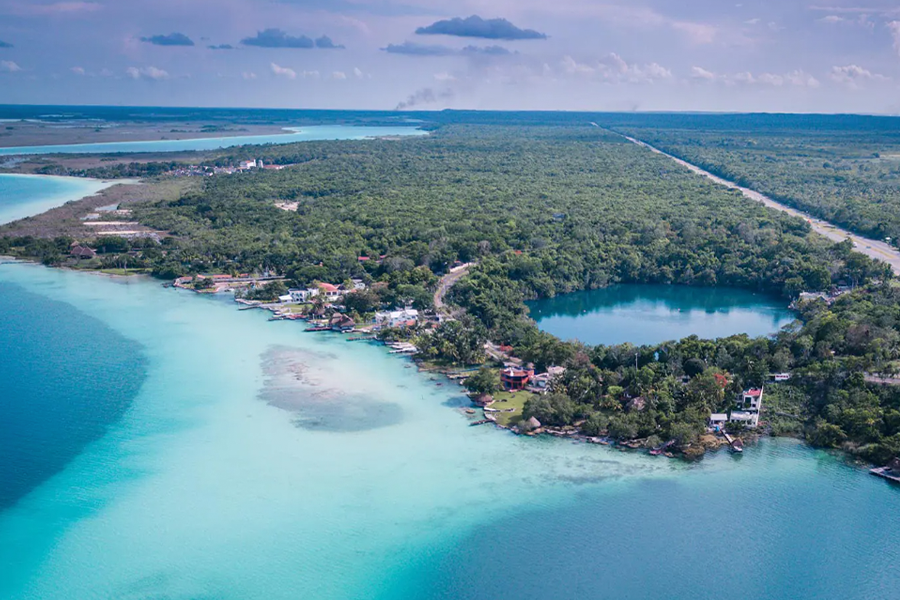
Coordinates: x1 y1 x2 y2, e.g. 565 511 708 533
486 391 536 427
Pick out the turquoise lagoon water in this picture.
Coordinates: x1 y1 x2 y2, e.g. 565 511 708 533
0 125 427 155
0 174 115 224
0 264 897 600
528 284 795 346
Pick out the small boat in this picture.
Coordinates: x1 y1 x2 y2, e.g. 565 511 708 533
731 439 744 453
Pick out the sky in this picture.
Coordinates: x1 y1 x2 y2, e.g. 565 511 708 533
1 0 900 113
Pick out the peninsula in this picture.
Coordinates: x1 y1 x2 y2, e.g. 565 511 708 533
2 111 898 468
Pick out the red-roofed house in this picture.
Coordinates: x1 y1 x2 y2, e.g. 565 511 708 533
317 282 343 301
501 366 534 391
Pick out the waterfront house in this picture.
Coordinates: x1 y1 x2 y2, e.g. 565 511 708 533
318 283 343 301
70 245 97 260
528 365 565 392
501 366 534 391
330 313 356 332
375 308 419 329
289 288 319 303
709 413 728 430
729 411 759 428
739 388 764 411
278 294 292 304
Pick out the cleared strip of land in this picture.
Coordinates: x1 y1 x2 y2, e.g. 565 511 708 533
620 134 900 275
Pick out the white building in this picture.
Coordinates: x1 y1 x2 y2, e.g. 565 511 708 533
739 388 764 411
239 160 257 170
288 288 319 303
729 411 759 428
375 308 419 328
709 413 728 430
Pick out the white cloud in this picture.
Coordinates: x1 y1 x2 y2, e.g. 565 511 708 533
830 64 889 87
785 70 821 88
270 63 296 79
332 71 347 80
562 53 672 83
353 67 363 79
434 72 456 82
126 66 169 80
889 21 900 57
70 66 85 75
818 15 846 24
756 72 784 86
691 66 716 80
242 71 256 80
1 60 22 73
301 70 320 79
744 18 761 25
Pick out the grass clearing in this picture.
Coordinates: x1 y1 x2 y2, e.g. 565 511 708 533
487 391 536 427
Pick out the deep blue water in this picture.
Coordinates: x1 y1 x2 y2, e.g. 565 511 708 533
528 284 795 346
384 441 900 600
0 266 897 600
0 280 146 510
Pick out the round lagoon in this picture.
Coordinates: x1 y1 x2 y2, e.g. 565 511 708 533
1 266 896 600
527 284 795 346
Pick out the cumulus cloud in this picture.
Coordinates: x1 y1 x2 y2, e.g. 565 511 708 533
70 66 85 75
140 32 195 47
416 15 546 41
208 44 234 50
242 29 343 49
332 71 347 79
0 40 12 48
561 53 671 83
462 45 511 56
691 66 716 80
383 41 511 57
785 70 821 87
1 60 22 73
691 68 819 87
315 36 344 49
126 66 169 80
353 67 364 78
830 64 889 86
395 87 454 110
270 63 297 79
889 21 900 57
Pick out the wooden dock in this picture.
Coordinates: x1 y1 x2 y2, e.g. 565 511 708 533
870 467 900 483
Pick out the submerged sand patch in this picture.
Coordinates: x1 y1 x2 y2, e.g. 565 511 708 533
258 345 403 432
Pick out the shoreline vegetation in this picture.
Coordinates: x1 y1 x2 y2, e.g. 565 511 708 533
1 112 898 470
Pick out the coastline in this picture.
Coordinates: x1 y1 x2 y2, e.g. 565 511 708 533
0 173 132 226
